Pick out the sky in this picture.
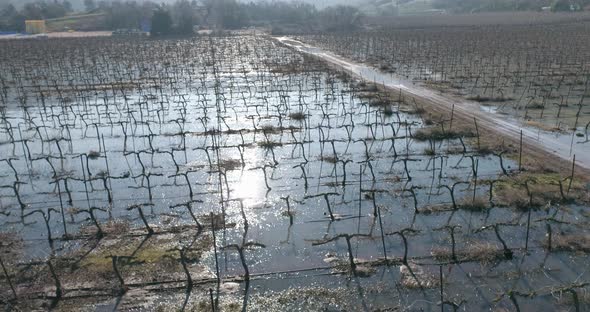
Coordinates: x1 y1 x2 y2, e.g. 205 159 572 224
5 0 369 10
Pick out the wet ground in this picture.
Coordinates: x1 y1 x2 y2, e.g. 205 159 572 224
0 35 589 311
277 37 590 171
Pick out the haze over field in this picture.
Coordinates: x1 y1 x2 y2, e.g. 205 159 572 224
2 0 590 309
6 0 575 17
3 0 572 13
7 0 363 9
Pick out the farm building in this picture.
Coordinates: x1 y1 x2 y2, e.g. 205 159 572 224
25 20 46 34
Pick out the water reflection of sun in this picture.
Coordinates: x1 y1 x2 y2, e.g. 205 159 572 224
229 169 268 227
231 148 267 210
233 169 264 204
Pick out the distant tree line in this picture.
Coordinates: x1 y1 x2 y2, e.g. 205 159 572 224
0 1 73 31
0 0 362 34
432 0 588 12
150 0 363 35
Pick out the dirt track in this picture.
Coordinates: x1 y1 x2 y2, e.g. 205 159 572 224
276 36 590 175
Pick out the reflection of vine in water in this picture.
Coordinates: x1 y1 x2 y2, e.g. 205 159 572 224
0 35 588 311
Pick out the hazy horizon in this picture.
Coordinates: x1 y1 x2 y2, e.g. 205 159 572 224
5 0 368 10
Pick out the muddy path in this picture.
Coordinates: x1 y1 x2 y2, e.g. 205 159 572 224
275 36 590 173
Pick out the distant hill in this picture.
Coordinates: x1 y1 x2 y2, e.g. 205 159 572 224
5 0 370 11
6 0 566 17
239 0 369 8
7 0 85 10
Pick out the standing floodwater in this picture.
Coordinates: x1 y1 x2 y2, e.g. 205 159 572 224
0 35 588 311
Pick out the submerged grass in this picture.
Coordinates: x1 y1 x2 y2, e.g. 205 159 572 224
431 242 507 265
492 172 585 209
458 197 489 212
413 127 474 141
258 140 283 149
549 234 590 253
289 112 306 121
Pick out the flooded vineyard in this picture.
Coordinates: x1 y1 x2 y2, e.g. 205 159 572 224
0 35 589 311
299 23 590 137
